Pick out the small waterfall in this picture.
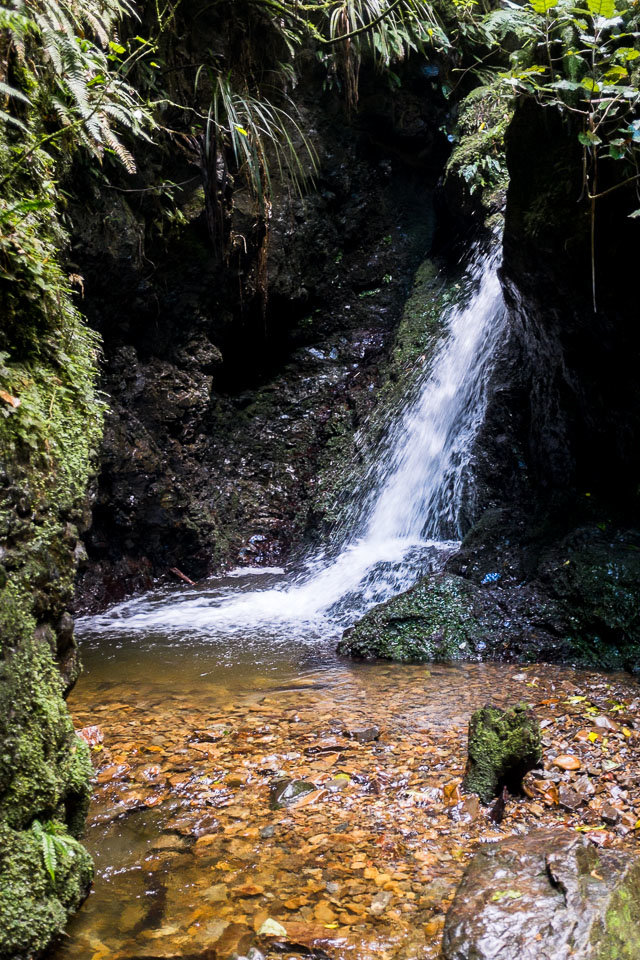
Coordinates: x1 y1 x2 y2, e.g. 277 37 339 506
83 245 507 641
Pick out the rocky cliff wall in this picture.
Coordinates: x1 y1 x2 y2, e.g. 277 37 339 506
72 63 452 610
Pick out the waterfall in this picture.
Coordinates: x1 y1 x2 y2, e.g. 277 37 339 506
82 245 507 641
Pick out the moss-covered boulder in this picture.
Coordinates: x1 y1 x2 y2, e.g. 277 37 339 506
463 703 541 804
441 829 640 959
338 574 491 662
337 570 569 663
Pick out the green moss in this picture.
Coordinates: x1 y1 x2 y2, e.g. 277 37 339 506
593 864 640 959
462 703 542 804
0 158 103 955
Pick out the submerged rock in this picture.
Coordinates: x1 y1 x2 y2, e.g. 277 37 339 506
463 703 542 804
441 829 640 959
269 778 316 810
345 725 380 743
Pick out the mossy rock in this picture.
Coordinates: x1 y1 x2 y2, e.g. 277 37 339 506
463 703 542 804
338 573 496 662
0 210 103 955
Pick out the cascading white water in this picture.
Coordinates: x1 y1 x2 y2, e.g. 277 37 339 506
82 245 507 641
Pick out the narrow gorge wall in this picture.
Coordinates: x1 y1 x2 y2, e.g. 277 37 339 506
0 316 99 958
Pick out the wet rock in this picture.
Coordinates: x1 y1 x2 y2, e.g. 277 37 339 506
338 574 491 662
257 918 287 937
601 803 621 826
202 882 228 903
260 825 275 839
150 835 189 853
345 725 380 743
463 703 542 804
369 890 392 916
594 715 618 732
269 778 316 809
338 571 565 664
558 784 583 811
553 754 581 771
441 829 640 960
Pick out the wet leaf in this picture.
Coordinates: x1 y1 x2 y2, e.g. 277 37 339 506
491 889 522 901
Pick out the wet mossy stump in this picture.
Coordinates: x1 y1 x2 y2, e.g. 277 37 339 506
463 703 542 804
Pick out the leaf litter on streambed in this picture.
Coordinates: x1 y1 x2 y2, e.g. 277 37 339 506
57 662 640 960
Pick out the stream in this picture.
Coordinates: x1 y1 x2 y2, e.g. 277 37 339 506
52 247 640 960
54 611 640 960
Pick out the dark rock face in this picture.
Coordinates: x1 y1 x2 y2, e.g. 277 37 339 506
463 703 541 804
342 98 640 671
441 829 640 960
461 99 640 667
73 66 449 611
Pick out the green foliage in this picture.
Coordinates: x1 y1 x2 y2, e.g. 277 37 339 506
200 71 318 205
31 820 76 884
446 85 512 207
0 0 153 361
314 0 450 108
0 0 152 174
482 0 640 199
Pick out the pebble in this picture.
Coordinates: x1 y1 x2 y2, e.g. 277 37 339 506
601 803 621 825
553 755 581 771
347 725 381 743
370 891 392 916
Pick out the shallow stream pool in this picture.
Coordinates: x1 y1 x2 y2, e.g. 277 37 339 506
50 574 640 960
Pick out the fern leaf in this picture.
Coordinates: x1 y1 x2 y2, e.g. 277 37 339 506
42 834 57 883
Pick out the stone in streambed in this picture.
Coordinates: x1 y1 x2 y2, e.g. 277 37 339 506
463 703 541 803
369 890 392 916
269 778 316 809
345 724 380 743
440 829 640 960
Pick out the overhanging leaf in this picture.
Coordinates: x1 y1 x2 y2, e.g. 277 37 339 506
586 0 615 18
530 0 557 13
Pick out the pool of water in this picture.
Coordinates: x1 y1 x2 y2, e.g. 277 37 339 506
50 575 640 960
